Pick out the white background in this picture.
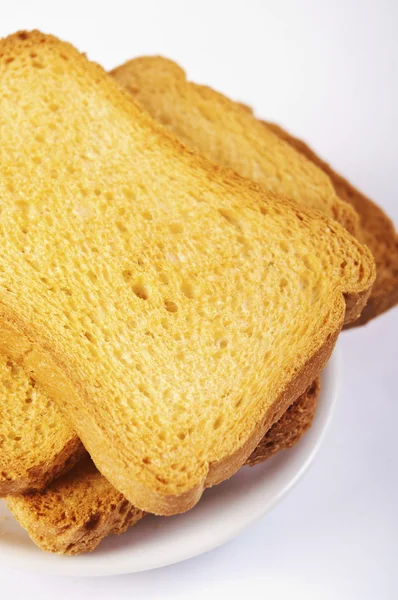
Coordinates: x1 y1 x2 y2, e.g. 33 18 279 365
0 0 397 598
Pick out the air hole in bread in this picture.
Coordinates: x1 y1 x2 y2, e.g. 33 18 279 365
181 279 195 298
280 277 288 289
156 475 169 485
218 208 241 229
84 331 96 344
164 299 178 313
116 220 128 233
213 416 223 430
85 513 100 531
280 240 289 253
132 281 150 300
138 383 150 398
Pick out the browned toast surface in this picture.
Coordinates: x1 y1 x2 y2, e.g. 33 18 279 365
112 57 396 325
247 378 320 465
266 122 398 325
7 380 320 554
0 33 373 515
7 457 145 555
0 355 84 496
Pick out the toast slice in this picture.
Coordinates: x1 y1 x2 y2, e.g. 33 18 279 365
0 354 84 495
111 57 359 235
7 379 319 555
265 122 398 325
0 60 323 500
7 457 145 555
0 31 374 515
111 56 397 324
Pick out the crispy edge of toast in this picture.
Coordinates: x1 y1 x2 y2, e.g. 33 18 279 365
246 377 320 465
7 457 145 555
7 379 319 554
0 435 84 496
265 122 398 326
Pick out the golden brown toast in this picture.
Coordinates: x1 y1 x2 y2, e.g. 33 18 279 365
0 32 374 515
7 380 319 554
112 56 397 325
265 122 398 325
0 355 84 495
247 378 320 465
112 57 359 235
7 457 145 555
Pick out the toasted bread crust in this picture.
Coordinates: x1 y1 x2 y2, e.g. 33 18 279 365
7 380 320 554
266 122 398 325
0 435 84 496
0 32 374 515
7 458 145 555
246 378 320 465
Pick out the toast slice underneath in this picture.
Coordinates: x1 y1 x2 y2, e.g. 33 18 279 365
7 379 319 555
246 378 320 465
0 354 84 495
7 457 145 555
112 56 397 325
265 122 398 325
0 32 374 515
111 57 358 235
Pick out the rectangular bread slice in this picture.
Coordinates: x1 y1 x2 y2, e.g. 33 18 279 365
111 56 396 325
0 68 332 499
0 31 374 515
7 379 319 555
265 122 398 325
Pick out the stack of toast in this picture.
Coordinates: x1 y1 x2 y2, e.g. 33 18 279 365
0 31 396 555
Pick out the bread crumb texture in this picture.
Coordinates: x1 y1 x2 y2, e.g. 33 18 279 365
0 354 83 495
0 32 374 514
7 458 144 555
7 379 319 554
112 56 359 234
265 122 398 325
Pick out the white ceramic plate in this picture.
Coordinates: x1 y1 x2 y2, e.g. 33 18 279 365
0 350 339 577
